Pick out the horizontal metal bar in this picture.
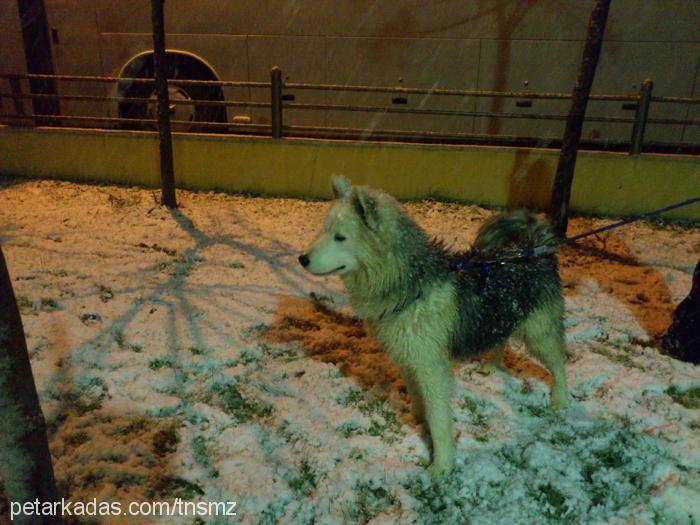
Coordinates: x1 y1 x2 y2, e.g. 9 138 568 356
0 92 644 124
2 108 695 129
1 73 697 105
4 112 695 135
285 101 640 123
0 112 269 130
0 92 269 109
283 124 699 150
282 124 630 147
646 117 700 126
0 73 268 89
650 96 700 105
286 123 538 141
285 81 636 102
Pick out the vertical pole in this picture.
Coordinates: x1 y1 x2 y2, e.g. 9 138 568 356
151 0 177 208
549 0 611 238
271 66 283 138
9 75 26 117
629 78 653 156
0 243 60 525
17 0 60 125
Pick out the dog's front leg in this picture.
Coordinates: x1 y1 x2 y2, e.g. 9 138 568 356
410 357 454 479
401 369 425 423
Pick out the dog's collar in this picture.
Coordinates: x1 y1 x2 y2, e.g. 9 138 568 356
377 288 423 320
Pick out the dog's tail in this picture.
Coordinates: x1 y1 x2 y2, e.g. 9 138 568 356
472 209 557 255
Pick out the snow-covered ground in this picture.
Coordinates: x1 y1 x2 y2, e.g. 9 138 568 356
0 178 698 524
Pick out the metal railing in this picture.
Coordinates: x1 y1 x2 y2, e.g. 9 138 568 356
1 70 698 154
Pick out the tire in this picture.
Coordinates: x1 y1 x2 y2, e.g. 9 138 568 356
117 53 226 132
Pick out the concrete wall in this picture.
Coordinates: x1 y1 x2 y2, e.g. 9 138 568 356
1 126 698 220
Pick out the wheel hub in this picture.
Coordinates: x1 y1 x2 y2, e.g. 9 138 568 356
147 85 195 131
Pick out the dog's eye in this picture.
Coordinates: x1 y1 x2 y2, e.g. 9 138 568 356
334 233 346 242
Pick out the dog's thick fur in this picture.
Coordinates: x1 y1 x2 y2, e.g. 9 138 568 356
300 176 569 477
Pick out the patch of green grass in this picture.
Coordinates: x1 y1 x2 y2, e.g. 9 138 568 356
98 285 114 302
53 387 103 416
16 295 38 315
114 330 126 348
530 483 572 523
150 405 183 418
191 435 218 477
114 330 140 352
519 403 549 419
237 349 262 365
258 501 289 525
108 417 149 437
210 382 272 423
367 407 401 437
459 395 491 441
344 482 398 524
64 430 91 448
152 424 180 456
147 476 204 499
241 321 269 340
337 388 402 437
666 385 700 409
260 342 298 361
149 357 174 370
80 312 102 324
589 344 647 371
551 429 577 446
40 297 61 311
109 471 145 490
337 387 365 408
337 421 363 438
276 421 303 444
288 459 318 496
98 452 128 463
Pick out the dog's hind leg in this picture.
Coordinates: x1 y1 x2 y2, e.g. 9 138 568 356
520 300 569 409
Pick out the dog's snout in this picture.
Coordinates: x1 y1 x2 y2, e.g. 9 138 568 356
298 254 310 267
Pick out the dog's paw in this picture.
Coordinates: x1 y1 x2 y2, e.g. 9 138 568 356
477 362 498 375
426 458 453 480
550 393 570 410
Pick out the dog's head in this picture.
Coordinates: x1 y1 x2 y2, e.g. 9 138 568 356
298 175 383 276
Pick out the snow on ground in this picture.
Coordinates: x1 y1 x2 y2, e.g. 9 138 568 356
0 178 698 525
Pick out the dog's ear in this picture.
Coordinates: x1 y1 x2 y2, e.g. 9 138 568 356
331 175 352 199
350 187 379 229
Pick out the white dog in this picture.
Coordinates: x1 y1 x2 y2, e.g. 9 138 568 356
300 176 569 477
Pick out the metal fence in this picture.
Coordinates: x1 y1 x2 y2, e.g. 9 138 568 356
1 69 698 154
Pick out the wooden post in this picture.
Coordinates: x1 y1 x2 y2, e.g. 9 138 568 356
17 0 60 125
271 67 283 139
549 0 611 237
0 243 60 524
151 0 177 208
629 79 653 155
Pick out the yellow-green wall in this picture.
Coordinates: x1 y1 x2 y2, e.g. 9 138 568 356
1 126 698 219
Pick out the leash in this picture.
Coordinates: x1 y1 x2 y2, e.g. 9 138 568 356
451 195 700 272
